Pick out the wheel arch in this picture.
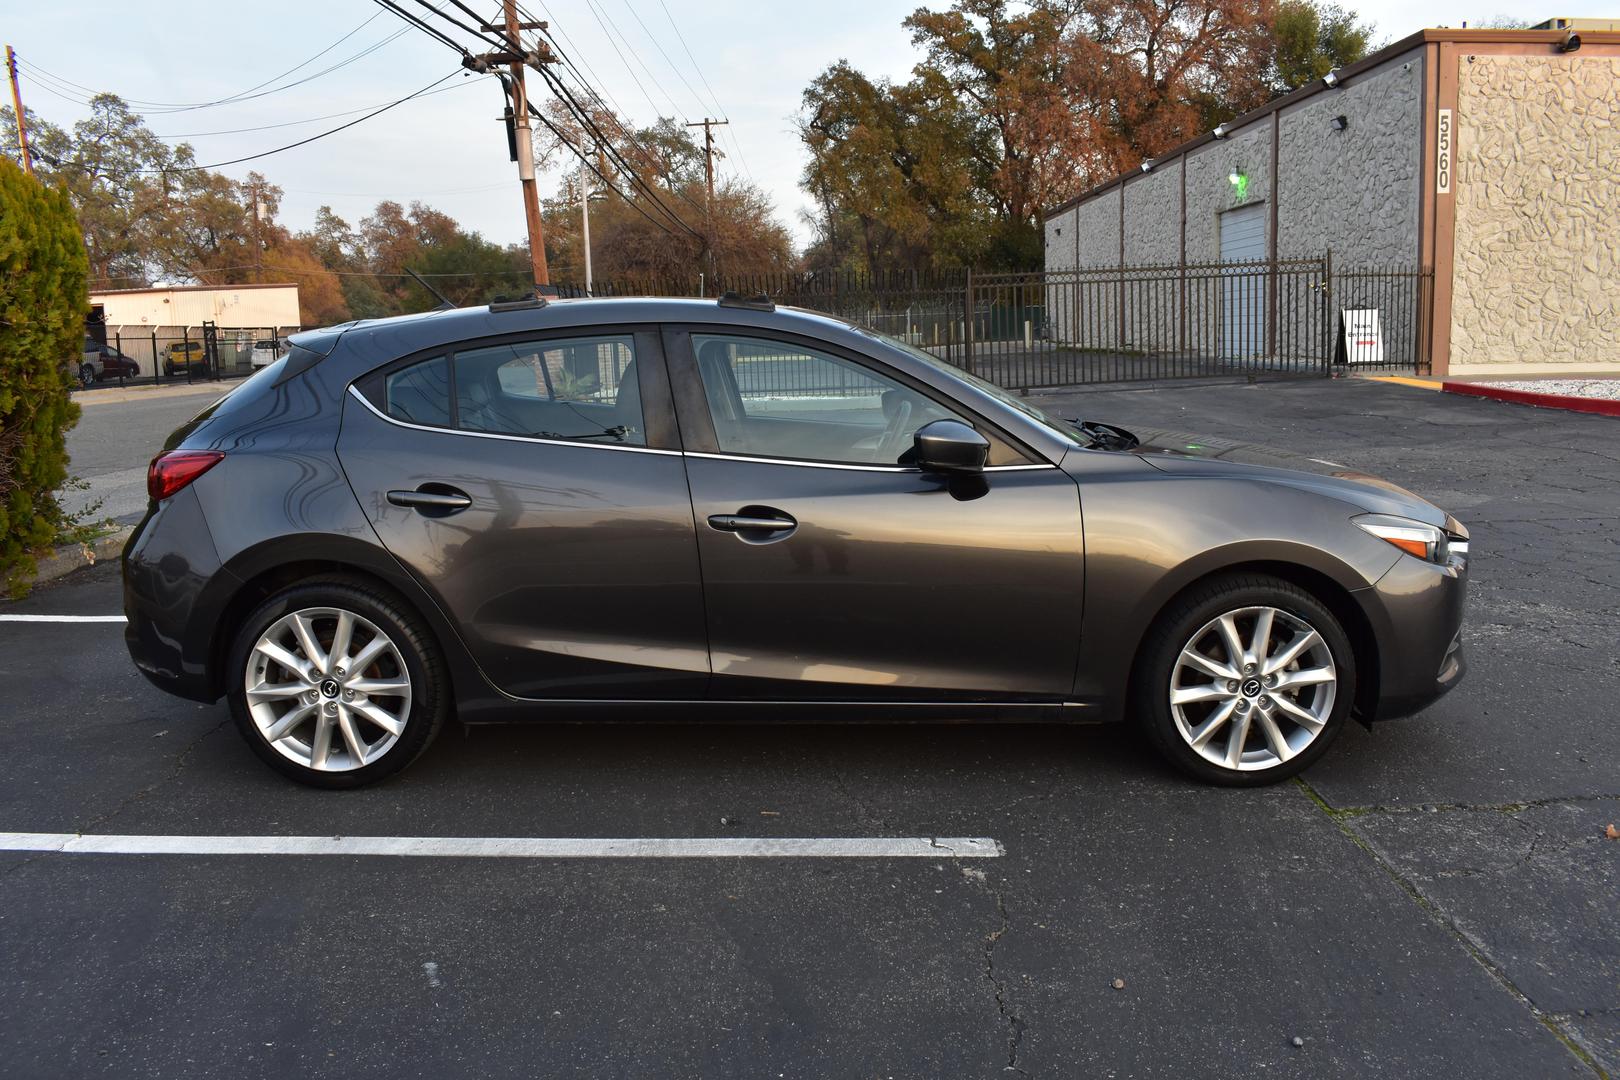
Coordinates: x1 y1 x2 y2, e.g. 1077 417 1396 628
1123 557 1381 728
207 535 491 709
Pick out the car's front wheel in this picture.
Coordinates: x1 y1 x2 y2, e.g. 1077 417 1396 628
226 579 448 787
79 363 96 387
1134 573 1356 786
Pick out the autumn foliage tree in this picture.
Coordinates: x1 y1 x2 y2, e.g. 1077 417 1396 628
800 0 1375 273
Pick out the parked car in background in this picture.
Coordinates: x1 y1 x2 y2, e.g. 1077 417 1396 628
163 341 208 376
125 296 1469 789
250 338 287 369
78 341 141 386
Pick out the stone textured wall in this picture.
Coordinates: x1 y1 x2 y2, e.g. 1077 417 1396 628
1184 124 1273 264
1450 55 1620 371
1075 192 1121 268
1043 208 1079 342
1276 49 1423 263
1122 168 1182 265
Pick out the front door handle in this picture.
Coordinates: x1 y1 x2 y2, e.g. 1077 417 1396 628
708 509 797 534
388 486 472 513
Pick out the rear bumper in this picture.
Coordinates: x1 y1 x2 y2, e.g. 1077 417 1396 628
1361 552 1469 721
122 486 234 703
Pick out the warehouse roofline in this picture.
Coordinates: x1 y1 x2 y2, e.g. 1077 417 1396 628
1041 27 1620 220
90 282 299 296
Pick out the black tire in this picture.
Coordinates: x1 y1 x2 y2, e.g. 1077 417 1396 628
226 577 449 788
79 363 96 387
1131 572 1356 787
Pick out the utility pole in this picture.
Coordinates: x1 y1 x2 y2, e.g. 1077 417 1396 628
578 147 593 294
685 118 727 282
5 45 33 176
479 1 554 287
246 178 264 283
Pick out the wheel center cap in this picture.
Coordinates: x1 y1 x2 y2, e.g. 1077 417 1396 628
1240 678 1263 698
320 679 341 698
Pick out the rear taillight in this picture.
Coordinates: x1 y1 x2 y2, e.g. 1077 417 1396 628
147 450 225 501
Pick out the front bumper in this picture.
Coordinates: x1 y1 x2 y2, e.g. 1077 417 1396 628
1361 550 1469 721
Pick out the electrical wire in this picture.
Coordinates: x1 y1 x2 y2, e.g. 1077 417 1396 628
151 78 480 139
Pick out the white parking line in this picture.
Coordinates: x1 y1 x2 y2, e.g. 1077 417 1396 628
0 833 1002 859
0 615 127 623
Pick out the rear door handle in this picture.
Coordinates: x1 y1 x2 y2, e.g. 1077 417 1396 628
707 510 796 533
388 487 472 513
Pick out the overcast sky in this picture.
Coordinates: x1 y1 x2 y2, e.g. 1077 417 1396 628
7 1 1607 263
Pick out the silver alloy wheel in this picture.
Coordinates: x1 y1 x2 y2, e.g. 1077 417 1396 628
1168 605 1337 772
244 606 412 772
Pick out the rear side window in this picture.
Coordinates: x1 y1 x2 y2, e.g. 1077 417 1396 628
371 335 644 446
385 356 451 426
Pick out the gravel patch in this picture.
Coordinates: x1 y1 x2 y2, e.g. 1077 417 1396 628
1484 379 1620 400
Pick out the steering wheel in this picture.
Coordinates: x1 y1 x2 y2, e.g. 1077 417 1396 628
875 399 914 463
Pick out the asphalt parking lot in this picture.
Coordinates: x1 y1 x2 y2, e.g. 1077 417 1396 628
3 376 1617 1078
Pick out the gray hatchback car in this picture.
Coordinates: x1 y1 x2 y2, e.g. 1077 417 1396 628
125 295 1468 788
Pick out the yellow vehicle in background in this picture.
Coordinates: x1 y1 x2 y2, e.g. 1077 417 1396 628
163 341 207 376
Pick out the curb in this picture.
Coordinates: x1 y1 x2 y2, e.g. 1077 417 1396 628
27 527 133 590
1364 374 1620 418
1438 380 1620 418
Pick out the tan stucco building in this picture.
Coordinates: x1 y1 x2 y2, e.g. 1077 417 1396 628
1042 28 1620 376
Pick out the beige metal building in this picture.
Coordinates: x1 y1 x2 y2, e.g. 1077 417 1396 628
1042 28 1620 376
89 282 301 333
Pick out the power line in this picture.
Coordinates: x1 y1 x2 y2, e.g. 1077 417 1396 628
151 78 479 139
654 0 753 181
162 71 467 173
18 20 410 115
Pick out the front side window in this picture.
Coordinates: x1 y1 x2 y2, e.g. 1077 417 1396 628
690 335 965 466
692 333 992 466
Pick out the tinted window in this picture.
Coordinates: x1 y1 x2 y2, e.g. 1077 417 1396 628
454 335 644 445
385 356 451 426
692 334 968 465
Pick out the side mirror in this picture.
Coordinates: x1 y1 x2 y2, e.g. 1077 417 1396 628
913 419 989 474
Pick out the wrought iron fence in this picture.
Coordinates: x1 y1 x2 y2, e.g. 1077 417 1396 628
76 322 301 392
558 259 1433 391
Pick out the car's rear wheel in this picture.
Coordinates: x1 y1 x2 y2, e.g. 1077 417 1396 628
226 579 448 788
79 363 96 387
1134 573 1356 786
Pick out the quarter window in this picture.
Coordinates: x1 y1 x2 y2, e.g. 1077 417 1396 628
384 356 451 427
692 334 975 466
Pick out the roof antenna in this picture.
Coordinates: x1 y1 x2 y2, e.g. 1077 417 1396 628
405 267 455 311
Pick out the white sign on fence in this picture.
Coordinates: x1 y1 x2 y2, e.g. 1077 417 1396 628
1342 309 1385 366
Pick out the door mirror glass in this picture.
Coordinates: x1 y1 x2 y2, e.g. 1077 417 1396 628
913 419 989 474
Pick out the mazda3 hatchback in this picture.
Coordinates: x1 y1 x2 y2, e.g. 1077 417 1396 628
124 295 1468 788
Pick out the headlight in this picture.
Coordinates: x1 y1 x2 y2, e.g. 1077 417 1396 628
1353 513 1455 564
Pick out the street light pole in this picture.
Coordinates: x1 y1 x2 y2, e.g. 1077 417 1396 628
579 147 592 294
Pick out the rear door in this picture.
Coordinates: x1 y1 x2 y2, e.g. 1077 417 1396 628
667 327 1085 702
337 327 709 700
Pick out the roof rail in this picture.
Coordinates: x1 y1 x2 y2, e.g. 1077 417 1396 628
717 291 774 312
488 294 548 313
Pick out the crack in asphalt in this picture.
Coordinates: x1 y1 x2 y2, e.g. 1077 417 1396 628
80 717 230 835
950 857 1027 1076
1293 778 1611 1079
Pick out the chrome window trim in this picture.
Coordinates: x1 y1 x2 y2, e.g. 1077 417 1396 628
351 387 1057 471
682 450 1056 474
346 385 683 457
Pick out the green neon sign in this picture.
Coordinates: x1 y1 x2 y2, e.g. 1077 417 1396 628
1228 171 1249 201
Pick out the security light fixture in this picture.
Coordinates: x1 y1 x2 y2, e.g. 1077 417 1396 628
1331 115 1349 131
1213 123 1229 139
1558 30 1581 52
1227 171 1249 200
1141 160 1153 173
1323 68 1340 88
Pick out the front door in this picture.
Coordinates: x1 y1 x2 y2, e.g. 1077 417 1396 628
338 328 708 700
670 328 1085 702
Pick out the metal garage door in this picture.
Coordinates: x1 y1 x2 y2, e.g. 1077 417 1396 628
1220 202 1267 360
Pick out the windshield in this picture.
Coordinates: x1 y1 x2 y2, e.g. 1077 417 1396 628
849 325 1096 447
